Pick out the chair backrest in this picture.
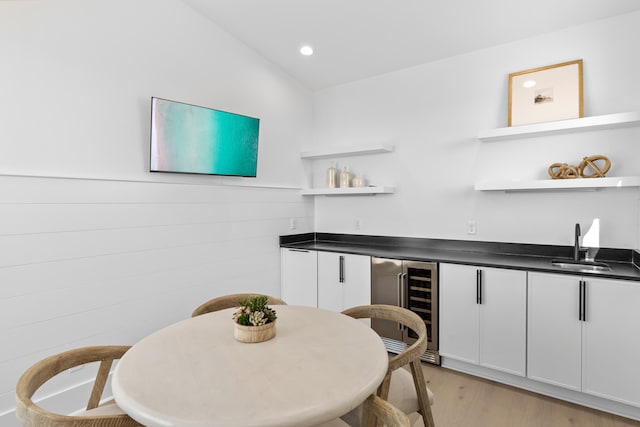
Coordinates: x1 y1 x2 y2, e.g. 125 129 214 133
15 345 141 427
362 394 411 427
341 304 427 372
191 293 287 317
341 304 434 427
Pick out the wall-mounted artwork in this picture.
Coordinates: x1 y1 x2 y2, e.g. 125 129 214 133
508 60 583 127
150 97 260 177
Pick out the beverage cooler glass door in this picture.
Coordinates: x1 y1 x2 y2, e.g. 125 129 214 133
371 257 440 364
403 261 438 359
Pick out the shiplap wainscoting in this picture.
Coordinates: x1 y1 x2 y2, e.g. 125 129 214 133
0 175 312 425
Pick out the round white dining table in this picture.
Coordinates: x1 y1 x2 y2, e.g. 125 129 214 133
112 305 388 427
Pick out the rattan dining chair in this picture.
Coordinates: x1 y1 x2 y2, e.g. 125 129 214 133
340 304 435 427
15 345 142 427
316 394 411 427
191 293 287 317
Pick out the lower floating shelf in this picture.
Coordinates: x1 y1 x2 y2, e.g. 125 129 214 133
475 176 640 191
301 186 395 196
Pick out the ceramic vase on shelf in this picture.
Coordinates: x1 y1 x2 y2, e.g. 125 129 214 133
339 166 351 188
326 162 337 188
234 321 276 343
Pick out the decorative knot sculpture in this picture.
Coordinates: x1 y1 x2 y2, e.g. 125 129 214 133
578 155 611 178
548 155 610 179
548 163 579 179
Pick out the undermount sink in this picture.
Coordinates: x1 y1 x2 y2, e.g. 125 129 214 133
550 259 611 272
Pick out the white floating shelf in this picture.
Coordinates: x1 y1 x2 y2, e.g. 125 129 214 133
301 186 395 196
475 176 640 192
300 144 394 159
478 111 640 142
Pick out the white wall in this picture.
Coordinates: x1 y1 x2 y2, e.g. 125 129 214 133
0 0 312 422
310 11 640 250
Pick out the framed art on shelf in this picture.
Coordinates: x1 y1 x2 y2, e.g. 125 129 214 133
508 59 583 127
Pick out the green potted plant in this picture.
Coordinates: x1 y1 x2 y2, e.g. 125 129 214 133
232 295 278 343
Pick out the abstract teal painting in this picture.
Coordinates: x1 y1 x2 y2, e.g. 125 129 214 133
150 97 259 177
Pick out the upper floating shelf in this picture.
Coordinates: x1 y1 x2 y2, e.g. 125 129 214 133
477 111 640 142
300 144 394 159
475 176 640 192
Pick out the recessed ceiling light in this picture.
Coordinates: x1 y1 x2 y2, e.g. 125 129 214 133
300 46 314 56
523 80 536 88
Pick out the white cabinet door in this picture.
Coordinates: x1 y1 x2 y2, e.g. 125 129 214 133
440 264 479 364
318 252 371 312
478 268 527 376
527 272 582 391
280 248 317 307
342 254 371 310
583 278 640 406
440 264 526 375
317 251 343 312
529 273 640 404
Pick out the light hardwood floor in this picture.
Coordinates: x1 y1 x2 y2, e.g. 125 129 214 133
414 363 640 427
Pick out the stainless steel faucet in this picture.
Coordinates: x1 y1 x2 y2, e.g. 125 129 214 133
573 223 581 262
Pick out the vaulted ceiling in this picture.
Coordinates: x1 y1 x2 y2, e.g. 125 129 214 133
183 0 640 90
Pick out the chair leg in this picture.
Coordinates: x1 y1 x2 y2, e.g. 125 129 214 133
367 372 392 427
377 371 392 400
87 358 114 410
409 360 435 427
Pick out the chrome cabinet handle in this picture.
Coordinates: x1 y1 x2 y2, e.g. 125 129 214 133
339 256 345 283
396 273 403 331
401 273 407 309
400 272 408 331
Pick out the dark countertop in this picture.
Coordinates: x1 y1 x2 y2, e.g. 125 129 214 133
280 233 640 282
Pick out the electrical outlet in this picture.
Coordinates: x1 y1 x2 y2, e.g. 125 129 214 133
467 220 477 235
289 218 297 230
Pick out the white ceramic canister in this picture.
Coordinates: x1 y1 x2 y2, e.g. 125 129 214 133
352 175 366 187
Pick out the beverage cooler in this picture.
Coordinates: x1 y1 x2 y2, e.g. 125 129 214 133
371 257 439 364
